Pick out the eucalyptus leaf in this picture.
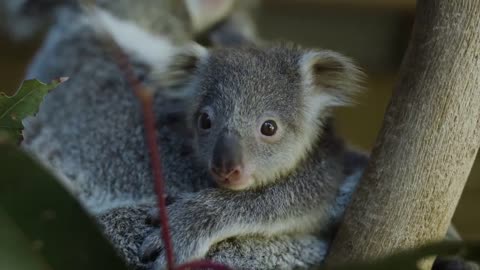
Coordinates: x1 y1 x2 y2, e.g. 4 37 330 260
0 141 130 270
0 79 64 143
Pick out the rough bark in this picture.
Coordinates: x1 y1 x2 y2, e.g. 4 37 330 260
325 0 480 268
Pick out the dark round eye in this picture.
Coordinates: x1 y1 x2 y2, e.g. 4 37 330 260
198 112 212 130
260 120 277 136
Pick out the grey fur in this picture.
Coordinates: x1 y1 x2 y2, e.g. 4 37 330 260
16 1 260 269
15 2 368 270
0 0 258 44
140 46 471 270
139 45 366 269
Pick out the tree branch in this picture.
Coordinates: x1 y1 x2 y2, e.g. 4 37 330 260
326 1 480 268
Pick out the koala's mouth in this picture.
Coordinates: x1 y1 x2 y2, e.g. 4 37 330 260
209 164 255 191
210 170 252 190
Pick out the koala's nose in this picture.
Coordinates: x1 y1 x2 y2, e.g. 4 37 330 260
210 132 244 181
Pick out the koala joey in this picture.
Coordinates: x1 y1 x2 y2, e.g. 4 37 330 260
96 3 471 269
141 45 472 270
139 44 367 269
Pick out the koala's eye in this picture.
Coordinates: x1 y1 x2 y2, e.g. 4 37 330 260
260 120 277 136
198 112 212 130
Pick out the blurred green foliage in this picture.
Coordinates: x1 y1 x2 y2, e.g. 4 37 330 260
0 137 129 270
323 241 480 270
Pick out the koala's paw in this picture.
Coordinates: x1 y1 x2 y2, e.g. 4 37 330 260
140 231 164 264
140 196 213 269
140 226 209 269
144 208 161 227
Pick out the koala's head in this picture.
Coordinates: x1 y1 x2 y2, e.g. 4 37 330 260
166 44 363 190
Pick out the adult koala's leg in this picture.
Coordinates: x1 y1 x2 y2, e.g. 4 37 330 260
96 205 157 270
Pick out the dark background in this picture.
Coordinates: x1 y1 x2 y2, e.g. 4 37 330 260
1 0 478 238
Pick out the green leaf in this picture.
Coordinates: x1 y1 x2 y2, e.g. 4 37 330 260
0 79 64 143
0 208 49 270
323 240 480 270
0 141 130 270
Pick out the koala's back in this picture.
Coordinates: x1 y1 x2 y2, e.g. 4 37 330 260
21 12 209 214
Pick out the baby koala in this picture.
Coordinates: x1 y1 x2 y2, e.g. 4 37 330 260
141 44 363 268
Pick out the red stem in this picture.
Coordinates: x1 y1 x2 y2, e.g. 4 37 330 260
111 42 231 270
114 51 175 269
141 93 177 269
175 260 232 270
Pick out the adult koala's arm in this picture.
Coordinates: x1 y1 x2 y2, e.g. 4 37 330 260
97 205 157 270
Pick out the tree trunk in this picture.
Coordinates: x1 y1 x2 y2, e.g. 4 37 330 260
325 0 480 268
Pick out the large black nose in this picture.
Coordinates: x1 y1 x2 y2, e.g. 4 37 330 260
210 133 243 177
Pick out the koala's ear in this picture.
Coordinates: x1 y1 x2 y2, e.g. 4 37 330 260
299 50 364 107
152 42 208 97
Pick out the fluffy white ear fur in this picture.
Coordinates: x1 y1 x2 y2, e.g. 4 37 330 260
300 50 364 106
85 8 179 72
150 43 209 97
184 0 235 34
83 7 208 97
299 50 364 125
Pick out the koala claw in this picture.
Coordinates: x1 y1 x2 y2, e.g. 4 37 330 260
145 208 161 226
145 197 177 226
140 227 207 269
140 232 164 263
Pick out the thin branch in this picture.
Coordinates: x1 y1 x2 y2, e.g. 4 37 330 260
111 40 176 270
